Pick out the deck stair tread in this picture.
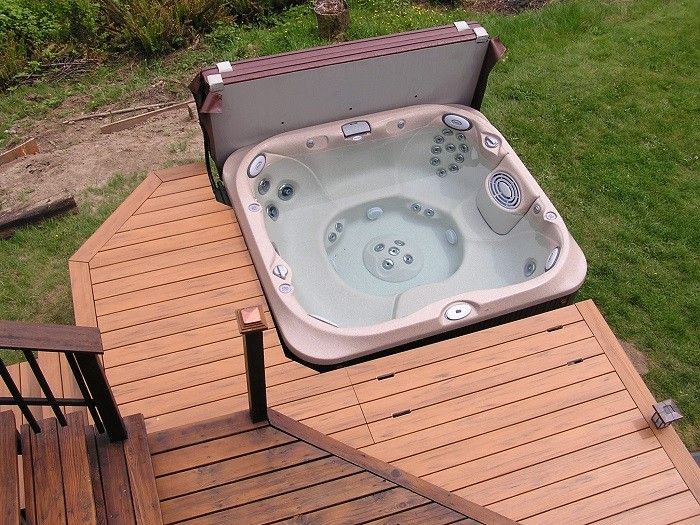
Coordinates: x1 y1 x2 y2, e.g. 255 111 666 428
59 163 699 524
2 409 162 525
0 411 20 525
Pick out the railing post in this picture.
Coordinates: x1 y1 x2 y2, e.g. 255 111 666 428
236 306 269 423
74 353 127 441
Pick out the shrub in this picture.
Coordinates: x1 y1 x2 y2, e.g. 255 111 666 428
99 0 230 57
0 35 28 87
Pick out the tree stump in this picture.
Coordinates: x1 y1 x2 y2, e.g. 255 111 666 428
314 0 349 41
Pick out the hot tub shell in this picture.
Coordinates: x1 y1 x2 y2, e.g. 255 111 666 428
192 22 587 365
222 104 586 364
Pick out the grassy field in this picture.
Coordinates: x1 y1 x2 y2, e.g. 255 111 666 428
0 0 698 448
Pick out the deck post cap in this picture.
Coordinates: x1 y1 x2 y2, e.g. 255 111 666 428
237 305 268 333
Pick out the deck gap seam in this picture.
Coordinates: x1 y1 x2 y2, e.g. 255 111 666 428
456 422 650 493
366 347 606 424
358 334 598 405
515 466 678 521
351 318 588 388
97 282 264 332
422 407 639 485
365 371 621 448
483 443 665 507
88 229 241 269
89 239 247 284
372 382 628 463
92 243 253 292
158 452 335 503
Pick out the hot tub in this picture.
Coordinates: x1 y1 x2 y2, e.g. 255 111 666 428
223 104 586 364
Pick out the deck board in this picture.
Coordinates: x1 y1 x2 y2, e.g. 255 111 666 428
70 164 700 523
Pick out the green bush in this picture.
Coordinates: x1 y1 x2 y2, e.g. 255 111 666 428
0 35 28 87
100 0 230 57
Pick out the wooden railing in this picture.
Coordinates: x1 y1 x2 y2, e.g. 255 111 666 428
0 320 126 441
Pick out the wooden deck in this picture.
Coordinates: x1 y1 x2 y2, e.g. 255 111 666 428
146 409 510 524
68 163 700 524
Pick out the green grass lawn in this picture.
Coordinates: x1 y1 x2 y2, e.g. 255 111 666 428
1 0 698 448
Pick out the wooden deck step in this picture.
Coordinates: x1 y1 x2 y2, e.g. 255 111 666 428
57 411 98 524
0 411 20 525
17 411 162 525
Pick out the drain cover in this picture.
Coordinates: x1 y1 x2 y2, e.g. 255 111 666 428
362 235 423 283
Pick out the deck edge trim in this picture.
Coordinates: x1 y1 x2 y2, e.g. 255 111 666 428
577 299 700 503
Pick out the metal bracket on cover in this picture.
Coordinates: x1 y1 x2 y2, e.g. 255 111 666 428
473 26 489 43
206 73 225 92
216 61 233 73
454 21 470 32
199 73 225 114
651 399 683 429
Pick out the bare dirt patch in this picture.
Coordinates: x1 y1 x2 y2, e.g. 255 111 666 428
618 338 650 376
0 96 203 211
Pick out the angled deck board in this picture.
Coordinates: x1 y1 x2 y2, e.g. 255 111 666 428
69 165 700 523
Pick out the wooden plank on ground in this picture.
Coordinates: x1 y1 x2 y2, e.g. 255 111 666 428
147 410 266 454
31 418 66 524
122 415 163 525
143 393 250 434
106 337 283 388
578 300 700 502
100 102 189 134
183 471 392 525
71 175 160 263
367 358 616 444
591 491 700 525
394 391 636 477
20 424 36 525
70 260 98 327
363 502 474 525
93 253 253 309
98 277 261 333
0 138 38 166
0 412 20 525
278 487 429 525
84 426 107 525
57 411 97 524
353 321 592 403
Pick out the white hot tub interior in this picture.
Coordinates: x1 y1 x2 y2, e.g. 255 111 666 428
246 107 560 328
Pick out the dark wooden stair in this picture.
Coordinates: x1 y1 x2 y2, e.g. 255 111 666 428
1 409 162 525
